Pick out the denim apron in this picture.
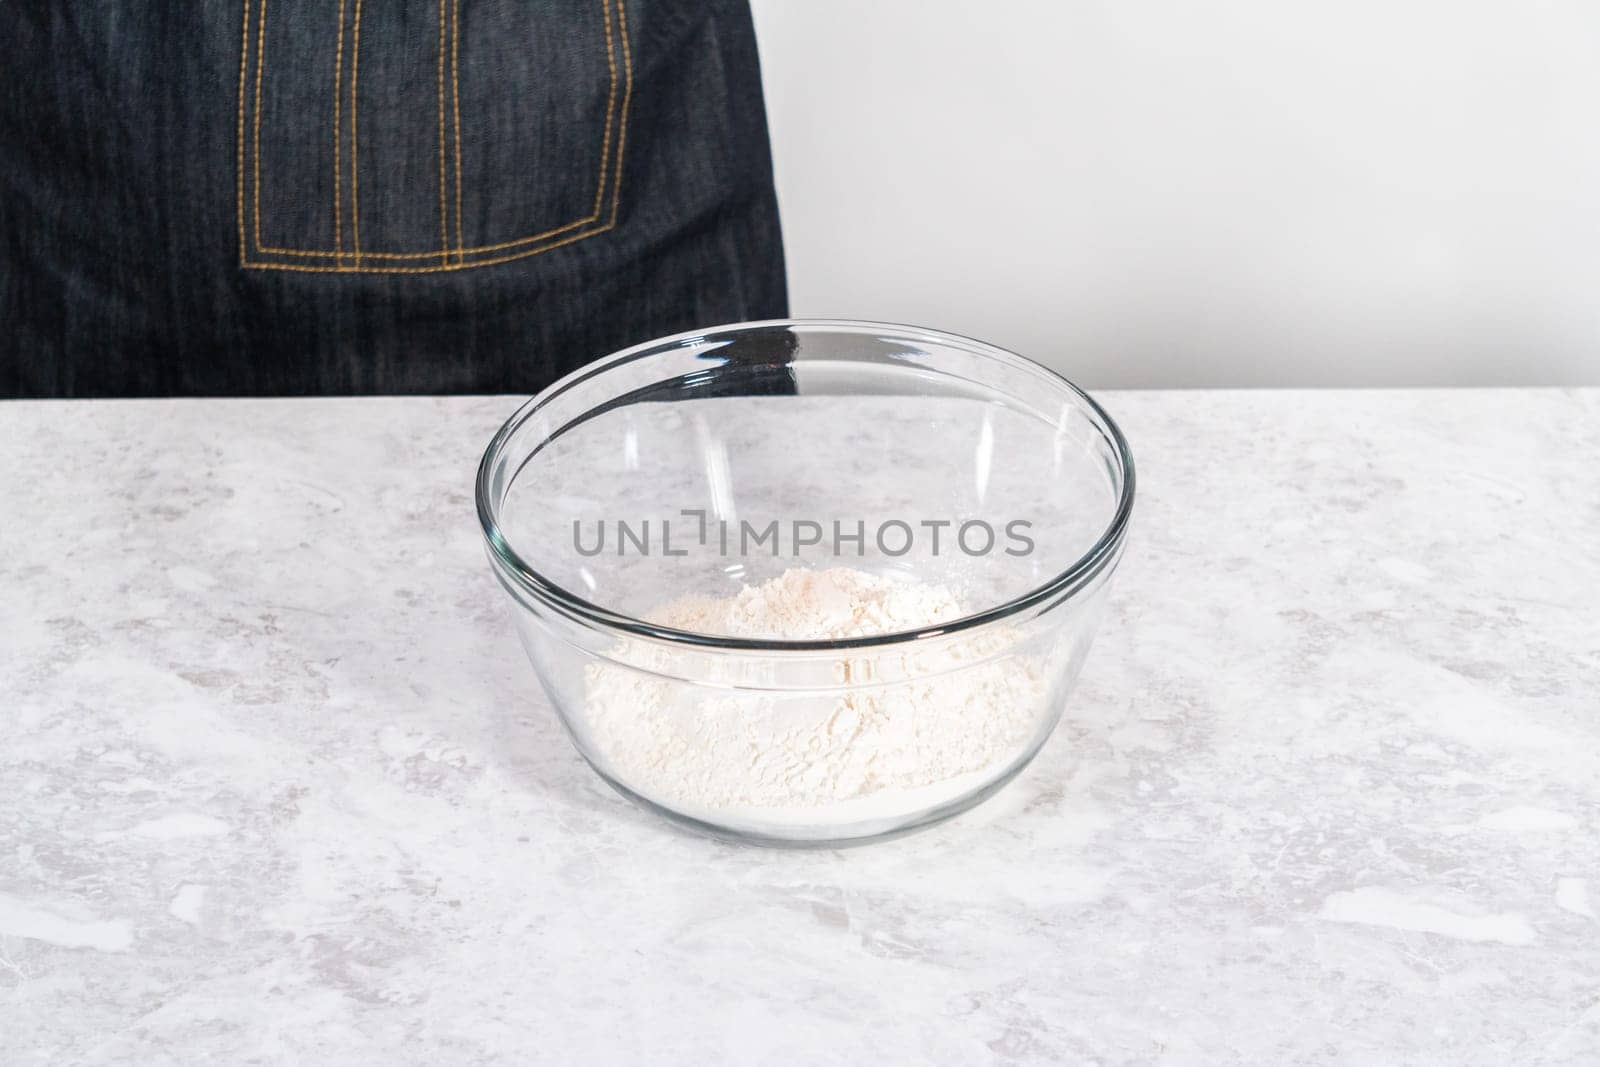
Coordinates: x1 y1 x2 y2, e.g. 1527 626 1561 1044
0 1 787 396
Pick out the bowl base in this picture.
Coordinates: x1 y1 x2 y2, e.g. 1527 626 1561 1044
577 731 1053 849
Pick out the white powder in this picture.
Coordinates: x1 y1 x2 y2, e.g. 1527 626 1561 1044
583 567 1046 829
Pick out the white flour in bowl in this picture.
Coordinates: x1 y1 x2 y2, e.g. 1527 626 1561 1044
582 567 1045 827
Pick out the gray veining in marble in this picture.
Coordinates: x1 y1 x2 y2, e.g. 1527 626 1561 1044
2 390 1598 1065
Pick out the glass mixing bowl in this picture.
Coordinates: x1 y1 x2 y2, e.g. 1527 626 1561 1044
477 320 1134 846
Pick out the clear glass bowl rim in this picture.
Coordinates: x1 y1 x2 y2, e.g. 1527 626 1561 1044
476 318 1136 653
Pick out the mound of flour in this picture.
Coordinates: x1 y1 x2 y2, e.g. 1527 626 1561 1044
582 567 1044 823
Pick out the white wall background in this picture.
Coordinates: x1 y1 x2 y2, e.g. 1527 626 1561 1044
750 0 1600 388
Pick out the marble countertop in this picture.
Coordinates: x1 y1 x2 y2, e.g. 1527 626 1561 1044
2 390 1597 1065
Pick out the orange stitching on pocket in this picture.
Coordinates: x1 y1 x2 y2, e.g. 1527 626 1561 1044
253 0 357 260
236 0 250 265
243 216 618 273
590 0 616 221
437 0 448 266
611 0 632 225
451 0 463 263
418 0 617 259
243 0 629 272
252 0 268 252
333 0 346 257
349 0 363 268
